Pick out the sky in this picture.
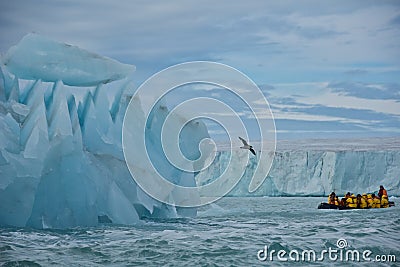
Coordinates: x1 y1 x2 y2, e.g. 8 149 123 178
1 0 399 140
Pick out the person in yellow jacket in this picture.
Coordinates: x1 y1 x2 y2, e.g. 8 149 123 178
347 194 357 208
381 195 389 208
367 194 374 208
362 193 369 208
358 194 368 209
334 196 340 206
372 194 381 208
341 192 351 207
344 194 351 207
328 192 336 205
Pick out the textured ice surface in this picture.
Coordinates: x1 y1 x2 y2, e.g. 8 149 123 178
1 33 135 86
0 35 207 228
196 140 400 197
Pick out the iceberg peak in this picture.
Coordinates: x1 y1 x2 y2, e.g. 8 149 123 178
0 35 208 228
2 33 135 86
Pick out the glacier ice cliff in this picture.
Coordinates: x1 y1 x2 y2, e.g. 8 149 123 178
196 142 400 197
0 34 208 228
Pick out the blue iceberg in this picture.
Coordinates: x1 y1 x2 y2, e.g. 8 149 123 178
2 34 135 86
0 34 208 228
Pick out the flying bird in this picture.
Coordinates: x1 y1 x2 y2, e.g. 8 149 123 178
239 136 256 156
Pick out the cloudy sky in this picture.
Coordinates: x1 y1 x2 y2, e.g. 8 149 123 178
1 0 399 140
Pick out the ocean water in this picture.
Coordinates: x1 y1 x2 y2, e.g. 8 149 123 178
1 197 399 266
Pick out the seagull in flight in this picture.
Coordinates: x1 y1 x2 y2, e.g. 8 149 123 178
239 136 256 156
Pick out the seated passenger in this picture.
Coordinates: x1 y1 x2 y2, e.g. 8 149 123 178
367 194 374 208
353 194 359 208
358 194 367 209
372 194 381 208
344 194 351 207
334 196 340 206
341 192 351 207
328 192 336 205
381 195 389 208
347 194 357 208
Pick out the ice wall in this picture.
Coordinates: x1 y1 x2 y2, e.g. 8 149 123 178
196 148 400 197
0 34 208 228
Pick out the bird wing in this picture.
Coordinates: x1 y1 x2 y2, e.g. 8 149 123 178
249 147 256 156
238 136 249 146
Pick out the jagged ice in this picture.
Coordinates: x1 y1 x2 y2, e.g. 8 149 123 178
0 34 208 228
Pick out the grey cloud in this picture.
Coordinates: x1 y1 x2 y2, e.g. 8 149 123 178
225 14 344 43
274 118 366 132
0 0 383 58
270 97 310 107
328 82 400 101
268 88 400 137
277 104 400 126
293 25 345 40
1 0 399 85
343 69 369 76
389 13 400 25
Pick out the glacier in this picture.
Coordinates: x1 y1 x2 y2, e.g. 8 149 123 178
0 34 209 228
196 138 400 197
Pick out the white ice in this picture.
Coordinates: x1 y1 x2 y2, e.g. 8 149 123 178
196 142 400 197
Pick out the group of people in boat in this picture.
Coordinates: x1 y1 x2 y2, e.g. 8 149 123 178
327 185 390 209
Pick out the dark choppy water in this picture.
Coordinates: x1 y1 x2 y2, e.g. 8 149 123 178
1 197 399 266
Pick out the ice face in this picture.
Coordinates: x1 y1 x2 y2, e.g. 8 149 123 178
1 33 135 86
196 148 400 197
0 34 207 228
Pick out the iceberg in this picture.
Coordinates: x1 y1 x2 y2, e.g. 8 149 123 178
1 34 135 86
0 34 208 228
196 139 400 197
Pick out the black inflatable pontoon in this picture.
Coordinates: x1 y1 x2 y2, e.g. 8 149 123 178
318 202 395 210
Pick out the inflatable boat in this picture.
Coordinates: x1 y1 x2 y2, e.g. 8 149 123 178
318 201 395 210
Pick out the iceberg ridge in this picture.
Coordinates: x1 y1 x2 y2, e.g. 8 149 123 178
0 35 207 228
2 33 135 86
